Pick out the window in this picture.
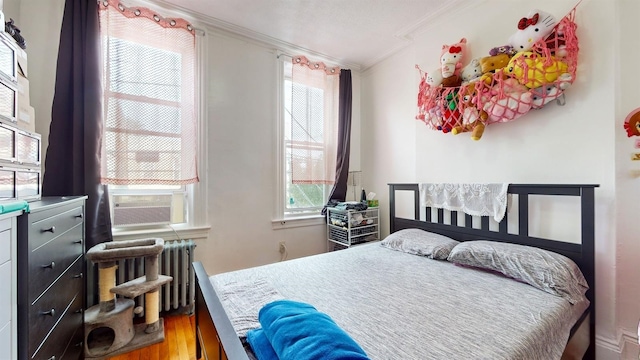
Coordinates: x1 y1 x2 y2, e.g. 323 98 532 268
277 57 340 219
98 1 202 229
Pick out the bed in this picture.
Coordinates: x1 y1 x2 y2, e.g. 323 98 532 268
193 183 597 360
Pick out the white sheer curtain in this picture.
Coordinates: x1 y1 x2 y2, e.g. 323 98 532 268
290 56 340 185
99 0 198 185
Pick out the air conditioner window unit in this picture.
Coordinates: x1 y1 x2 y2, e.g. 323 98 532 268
111 193 182 227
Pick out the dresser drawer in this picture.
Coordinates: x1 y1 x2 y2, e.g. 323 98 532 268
0 322 11 360
31 292 83 360
16 197 87 360
29 226 83 302
29 205 83 251
0 226 10 264
0 260 10 326
29 257 83 356
61 325 84 360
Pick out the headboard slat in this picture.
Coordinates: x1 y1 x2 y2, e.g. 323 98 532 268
481 217 489 231
518 194 529 236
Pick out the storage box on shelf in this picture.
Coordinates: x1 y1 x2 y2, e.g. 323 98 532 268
0 121 41 201
0 32 41 202
0 32 18 126
326 206 379 250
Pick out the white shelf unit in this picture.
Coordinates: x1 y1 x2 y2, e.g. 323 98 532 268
326 207 379 250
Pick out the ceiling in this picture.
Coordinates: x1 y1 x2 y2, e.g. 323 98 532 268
158 0 474 70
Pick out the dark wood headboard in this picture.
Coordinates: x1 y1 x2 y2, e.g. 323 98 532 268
388 183 598 360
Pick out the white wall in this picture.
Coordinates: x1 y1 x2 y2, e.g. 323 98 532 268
9 0 640 357
616 0 640 358
361 0 629 358
2 1 362 277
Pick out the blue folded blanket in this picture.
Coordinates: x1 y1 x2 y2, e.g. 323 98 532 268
246 300 369 360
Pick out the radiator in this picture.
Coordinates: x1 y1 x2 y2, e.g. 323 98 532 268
116 239 197 316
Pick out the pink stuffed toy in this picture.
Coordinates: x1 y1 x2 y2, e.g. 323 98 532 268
440 38 467 78
483 91 533 123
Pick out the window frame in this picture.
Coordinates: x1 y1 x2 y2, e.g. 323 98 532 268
106 17 209 239
273 56 332 228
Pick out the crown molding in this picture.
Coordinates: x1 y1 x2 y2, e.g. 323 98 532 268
140 0 361 71
135 0 490 72
360 0 489 71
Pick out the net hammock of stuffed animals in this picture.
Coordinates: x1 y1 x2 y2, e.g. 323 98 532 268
415 5 579 141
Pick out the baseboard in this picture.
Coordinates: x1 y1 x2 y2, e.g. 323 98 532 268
596 329 638 360
620 329 639 360
596 334 622 360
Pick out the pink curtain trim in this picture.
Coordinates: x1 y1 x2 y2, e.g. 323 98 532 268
101 177 200 185
293 56 340 76
98 0 195 35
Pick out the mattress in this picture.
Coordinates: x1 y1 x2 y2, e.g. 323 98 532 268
210 242 589 360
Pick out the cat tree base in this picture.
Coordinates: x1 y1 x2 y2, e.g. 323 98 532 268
84 319 165 360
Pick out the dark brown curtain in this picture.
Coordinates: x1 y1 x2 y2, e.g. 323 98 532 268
323 69 352 214
43 0 112 305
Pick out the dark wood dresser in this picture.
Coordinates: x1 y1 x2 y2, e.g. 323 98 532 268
17 196 87 360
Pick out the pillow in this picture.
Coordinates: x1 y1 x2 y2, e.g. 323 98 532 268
380 229 459 260
447 240 588 304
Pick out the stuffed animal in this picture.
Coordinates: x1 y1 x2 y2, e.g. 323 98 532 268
480 54 511 74
440 38 467 78
530 73 572 109
544 21 569 57
438 89 461 133
426 101 444 126
441 74 462 88
452 84 488 140
483 88 533 123
426 70 443 87
478 54 511 84
625 112 640 137
461 58 482 84
439 108 459 133
508 9 557 52
505 51 568 88
489 45 518 57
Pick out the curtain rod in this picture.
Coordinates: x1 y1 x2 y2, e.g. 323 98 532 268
276 51 349 70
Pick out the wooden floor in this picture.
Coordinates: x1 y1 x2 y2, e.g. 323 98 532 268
107 314 196 360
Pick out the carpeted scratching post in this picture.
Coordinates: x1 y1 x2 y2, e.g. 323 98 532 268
84 238 173 359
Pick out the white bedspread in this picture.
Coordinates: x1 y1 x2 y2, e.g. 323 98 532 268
210 243 588 360
419 183 509 222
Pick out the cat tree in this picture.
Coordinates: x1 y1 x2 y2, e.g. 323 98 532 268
84 238 173 359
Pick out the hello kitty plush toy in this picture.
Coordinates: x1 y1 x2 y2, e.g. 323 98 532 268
425 69 444 87
440 38 467 78
508 10 557 52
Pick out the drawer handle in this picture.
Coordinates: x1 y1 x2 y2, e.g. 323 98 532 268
73 239 83 244
48 357 55 360
43 226 55 233
40 308 55 317
75 341 83 347
75 214 83 219
73 272 83 279
75 308 83 314
41 261 55 269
